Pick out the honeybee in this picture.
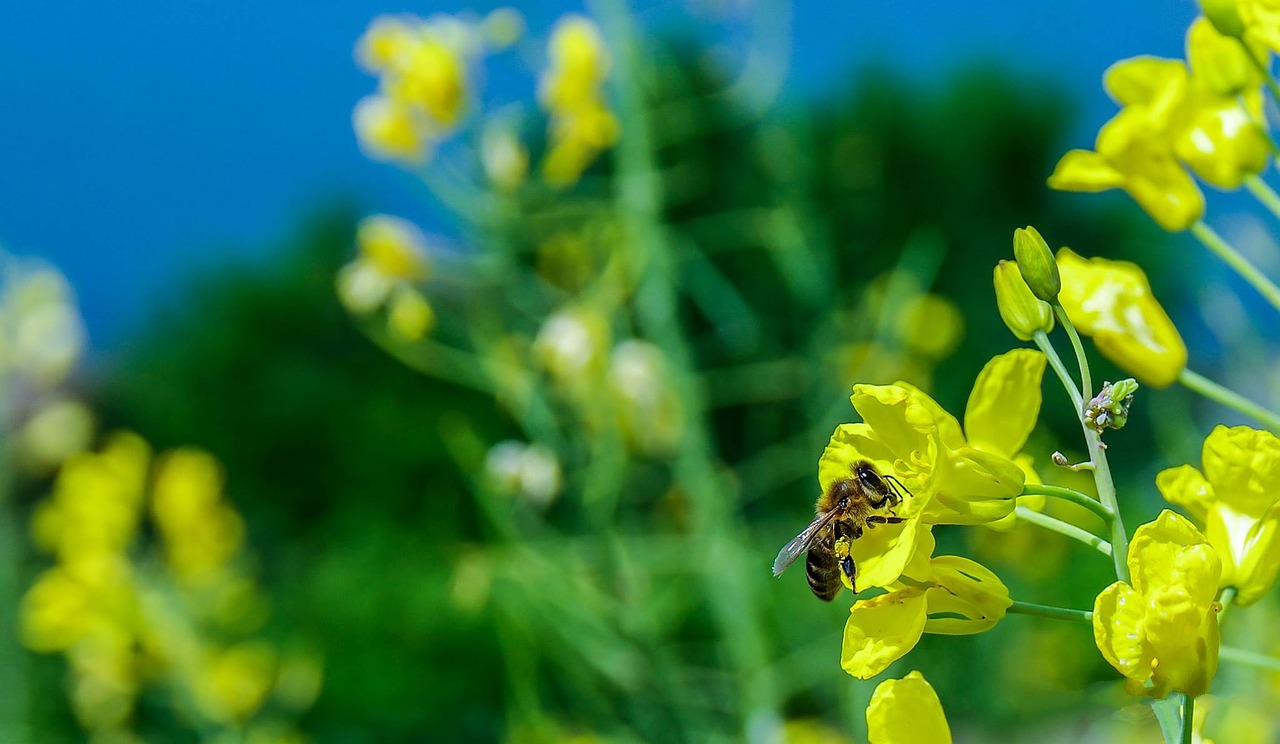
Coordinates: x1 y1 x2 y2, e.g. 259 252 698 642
772 460 910 601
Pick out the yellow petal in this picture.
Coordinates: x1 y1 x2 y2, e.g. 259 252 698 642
1048 149 1126 192
1187 16 1266 93
817 423 901 497
1174 92 1270 189
1093 581 1153 684
963 349 1046 458
1200 425 1280 515
866 671 952 744
1128 510 1220 598
846 518 928 592
1155 464 1215 523
1224 499 1280 605
1104 57 1188 122
923 556 1011 635
925 447 1023 524
851 384 953 459
841 589 928 679
1056 248 1188 386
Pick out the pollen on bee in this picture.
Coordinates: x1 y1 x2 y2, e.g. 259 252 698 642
834 536 852 561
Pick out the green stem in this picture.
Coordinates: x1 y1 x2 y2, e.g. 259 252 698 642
1245 45 1280 105
1015 506 1112 557
1052 310 1131 582
1033 330 1083 411
1178 368 1280 433
1216 586 1238 625
1219 644 1280 672
1245 175 1280 223
0 425 28 744
1021 483 1114 523
1181 693 1195 744
1190 221 1280 315
1054 305 1093 402
1006 600 1093 624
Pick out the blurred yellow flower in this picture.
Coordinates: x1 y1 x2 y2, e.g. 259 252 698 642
352 94 429 165
865 671 952 744
896 294 963 360
533 306 610 384
1055 248 1187 387
1187 16 1267 95
777 719 854 744
608 340 684 456
152 449 245 584
196 642 278 723
1157 425 1280 605
539 15 619 187
17 396 95 473
842 530 1010 678
819 358 1031 591
1093 510 1221 698
337 215 436 342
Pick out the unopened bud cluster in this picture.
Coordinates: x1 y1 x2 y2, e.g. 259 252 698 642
1084 378 1139 433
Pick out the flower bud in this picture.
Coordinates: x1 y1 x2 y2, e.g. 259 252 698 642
1084 378 1139 433
1012 226 1062 302
993 260 1054 341
1199 0 1246 39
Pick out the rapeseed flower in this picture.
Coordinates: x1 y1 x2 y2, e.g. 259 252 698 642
820 351 1036 592
1093 510 1221 698
994 260 1054 341
865 671 952 743
337 215 436 342
539 16 619 187
1157 425 1280 605
1055 248 1187 387
841 529 1011 678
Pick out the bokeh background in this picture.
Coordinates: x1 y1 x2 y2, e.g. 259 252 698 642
5 1 1278 742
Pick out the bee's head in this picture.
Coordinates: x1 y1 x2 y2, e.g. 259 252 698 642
854 462 885 492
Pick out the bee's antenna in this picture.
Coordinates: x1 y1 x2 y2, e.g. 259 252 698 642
883 474 913 499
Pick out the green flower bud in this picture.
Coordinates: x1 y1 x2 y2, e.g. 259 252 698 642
1084 378 1139 433
994 260 1054 341
1012 226 1062 303
1199 0 1246 39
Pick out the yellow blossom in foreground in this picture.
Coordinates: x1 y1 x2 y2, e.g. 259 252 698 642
841 530 1011 678
1093 510 1221 698
1157 425 1280 605
865 671 952 744
818 361 1028 593
1055 248 1186 387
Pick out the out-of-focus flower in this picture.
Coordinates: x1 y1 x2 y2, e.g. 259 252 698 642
484 440 563 508
776 719 854 744
1187 16 1267 94
539 15 619 187
533 306 610 384
608 340 683 456
482 124 530 192
0 258 87 391
195 642 277 724
337 215 436 342
353 14 477 164
841 530 1010 678
896 294 964 360
994 260 1054 341
865 671 952 744
819 355 1032 592
1093 510 1221 698
1055 248 1187 387
1157 425 1280 605
1049 50 1269 229
151 449 245 585
17 396 94 474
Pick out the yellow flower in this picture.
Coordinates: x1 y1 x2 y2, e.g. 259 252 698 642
1093 510 1222 698
865 671 952 744
994 261 1054 342
1049 102 1205 232
1157 425 1280 605
533 306 610 384
1187 16 1267 94
1237 0 1280 53
195 642 277 723
841 529 1011 678
152 449 245 583
352 94 429 165
386 286 435 341
820 354 1034 591
356 214 429 281
337 215 436 342
1055 248 1187 387
539 15 619 187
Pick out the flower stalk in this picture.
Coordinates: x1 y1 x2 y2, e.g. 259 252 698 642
1177 368 1280 432
1189 221 1280 314
1015 506 1112 557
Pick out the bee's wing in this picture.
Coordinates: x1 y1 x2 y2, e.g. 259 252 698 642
772 509 840 577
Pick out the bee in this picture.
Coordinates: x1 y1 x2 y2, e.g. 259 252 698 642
772 460 910 601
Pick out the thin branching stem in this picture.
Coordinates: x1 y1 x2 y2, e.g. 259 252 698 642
1015 506 1112 557
1006 600 1092 624
1190 221 1280 315
1021 483 1114 523
1178 368 1280 433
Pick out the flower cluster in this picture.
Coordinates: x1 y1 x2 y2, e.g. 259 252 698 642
1049 17 1270 230
819 349 1045 676
336 214 435 341
538 16 620 188
353 14 478 164
21 433 319 739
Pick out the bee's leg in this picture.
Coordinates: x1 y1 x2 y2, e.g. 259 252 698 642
841 556 856 585
866 515 906 528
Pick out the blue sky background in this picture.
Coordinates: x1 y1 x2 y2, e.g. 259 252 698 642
1 1 1198 349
